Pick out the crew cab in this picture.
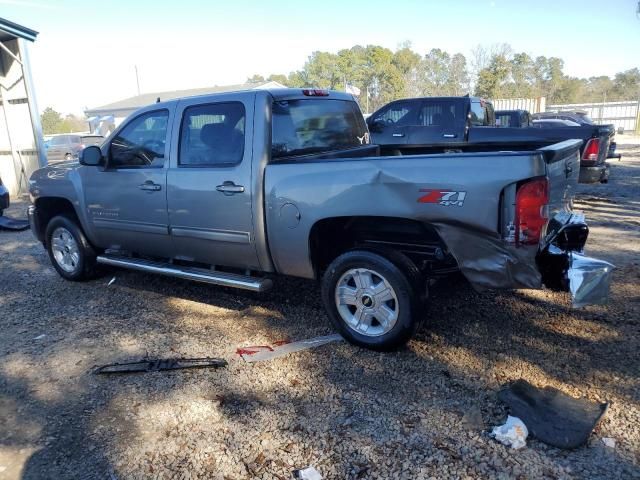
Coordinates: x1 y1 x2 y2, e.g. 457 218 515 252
367 96 614 184
28 89 611 350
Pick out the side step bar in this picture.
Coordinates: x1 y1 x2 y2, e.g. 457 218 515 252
96 255 273 293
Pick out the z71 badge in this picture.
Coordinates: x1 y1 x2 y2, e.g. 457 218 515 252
418 189 467 207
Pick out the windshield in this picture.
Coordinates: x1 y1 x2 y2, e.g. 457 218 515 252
271 99 368 160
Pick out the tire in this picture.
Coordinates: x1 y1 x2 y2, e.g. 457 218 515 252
321 249 423 350
45 215 99 281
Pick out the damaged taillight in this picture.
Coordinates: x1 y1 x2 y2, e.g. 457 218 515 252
515 177 549 246
581 138 600 165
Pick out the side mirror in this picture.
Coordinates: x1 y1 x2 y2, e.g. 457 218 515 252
80 145 104 166
368 119 384 133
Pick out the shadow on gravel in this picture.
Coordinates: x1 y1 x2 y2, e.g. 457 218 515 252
1 199 638 478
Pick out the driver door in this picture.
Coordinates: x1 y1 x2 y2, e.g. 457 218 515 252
80 108 174 257
368 101 417 148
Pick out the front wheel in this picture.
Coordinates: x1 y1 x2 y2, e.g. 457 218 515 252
45 215 100 281
321 250 422 350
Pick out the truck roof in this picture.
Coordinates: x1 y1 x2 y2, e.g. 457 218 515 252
149 88 356 111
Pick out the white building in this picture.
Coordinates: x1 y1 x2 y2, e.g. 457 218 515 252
85 80 285 135
0 17 46 197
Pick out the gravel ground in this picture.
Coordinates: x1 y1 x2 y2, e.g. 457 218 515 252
1 143 639 480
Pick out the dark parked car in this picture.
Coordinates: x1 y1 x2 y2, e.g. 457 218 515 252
367 96 614 183
495 109 532 127
46 134 104 163
0 175 9 216
533 119 581 128
532 110 594 125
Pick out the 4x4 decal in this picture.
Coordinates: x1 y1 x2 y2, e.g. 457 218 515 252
418 189 467 207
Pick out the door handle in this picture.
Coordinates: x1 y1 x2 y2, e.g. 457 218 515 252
443 134 458 138
392 133 405 137
139 181 161 191
216 181 245 195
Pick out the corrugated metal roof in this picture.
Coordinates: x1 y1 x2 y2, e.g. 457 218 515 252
85 81 285 116
0 17 38 42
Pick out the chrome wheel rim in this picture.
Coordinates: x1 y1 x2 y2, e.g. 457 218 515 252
51 227 80 273
335 268 399 337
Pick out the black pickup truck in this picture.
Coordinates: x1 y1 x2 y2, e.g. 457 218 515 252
367 96 614 183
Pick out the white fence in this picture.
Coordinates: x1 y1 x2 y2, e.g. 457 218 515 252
547 100 640 133
491 97 546 113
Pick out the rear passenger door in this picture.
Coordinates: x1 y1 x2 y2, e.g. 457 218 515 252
166 93 260 270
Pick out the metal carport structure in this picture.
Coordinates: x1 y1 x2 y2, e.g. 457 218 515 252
0 17 45 197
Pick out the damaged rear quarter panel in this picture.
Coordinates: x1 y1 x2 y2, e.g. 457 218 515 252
264 151 547 289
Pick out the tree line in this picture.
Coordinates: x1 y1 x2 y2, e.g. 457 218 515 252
249 43 640 113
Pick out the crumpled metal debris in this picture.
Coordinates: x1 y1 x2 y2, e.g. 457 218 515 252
95 357 227 374
292 466 323 480
491 415 529 449
568 252 614 308
238 334 343 363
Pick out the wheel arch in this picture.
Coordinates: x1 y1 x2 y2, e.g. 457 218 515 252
308 215 456 279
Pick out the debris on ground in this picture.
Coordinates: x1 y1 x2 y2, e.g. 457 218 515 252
95 357 227 374
33 334 46 340
498 379 608 449
237 334 343 362
491 415 529 449
107 276 116 286
602 437 616 449
0 215 30 231
292 466 323 480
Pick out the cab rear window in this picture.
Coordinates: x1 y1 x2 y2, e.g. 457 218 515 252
271 99 368 160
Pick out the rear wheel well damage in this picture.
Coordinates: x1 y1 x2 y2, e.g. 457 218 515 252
308 216 457 278
34 197 80 245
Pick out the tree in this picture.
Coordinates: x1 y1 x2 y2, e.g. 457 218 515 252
246 74 265 83
41 107 63 135
612 68 640 100
267 74 289 86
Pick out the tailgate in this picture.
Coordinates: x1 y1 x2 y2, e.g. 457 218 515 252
538 139 581 222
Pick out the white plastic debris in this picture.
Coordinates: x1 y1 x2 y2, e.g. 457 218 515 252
33 334 46 340
491 415 529 449
601 437 616 449
238 334 343 363
292 466 323 480
107 277 116 286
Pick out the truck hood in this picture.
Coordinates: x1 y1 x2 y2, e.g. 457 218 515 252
29 162 82 199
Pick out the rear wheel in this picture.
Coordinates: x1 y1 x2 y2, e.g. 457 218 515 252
46 215 100 281
321 250 423 350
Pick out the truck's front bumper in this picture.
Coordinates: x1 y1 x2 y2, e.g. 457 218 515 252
579 164 609 184
27 205 45 243
537 213 613 307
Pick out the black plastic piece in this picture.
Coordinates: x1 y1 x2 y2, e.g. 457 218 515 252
95 357 227 374
498 380 608 449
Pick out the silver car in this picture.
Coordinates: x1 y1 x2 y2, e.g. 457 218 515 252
46 134 104 163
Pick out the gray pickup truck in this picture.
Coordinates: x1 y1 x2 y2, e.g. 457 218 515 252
27 88 611 350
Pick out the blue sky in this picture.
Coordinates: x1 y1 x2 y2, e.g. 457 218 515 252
2 0 639 114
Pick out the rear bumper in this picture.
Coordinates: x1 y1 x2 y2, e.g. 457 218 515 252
579 164 609 184
28 205 45 242
537 213 613 307
0 185 9 211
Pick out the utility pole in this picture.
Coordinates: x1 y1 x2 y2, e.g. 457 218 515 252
135 65 141 96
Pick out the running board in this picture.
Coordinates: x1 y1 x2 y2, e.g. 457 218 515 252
96 255 272 292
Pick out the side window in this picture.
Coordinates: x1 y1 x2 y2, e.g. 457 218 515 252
469 102 486 127
418 101 458 128
110 110 168 168
372 102 417 127
179 102 245 167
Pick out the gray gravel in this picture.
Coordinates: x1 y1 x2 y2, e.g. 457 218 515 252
1 143 639 479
